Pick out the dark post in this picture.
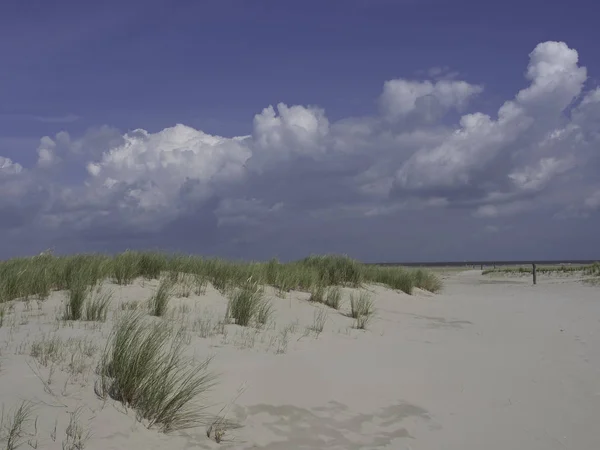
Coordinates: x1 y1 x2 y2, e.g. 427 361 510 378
532 263 537 285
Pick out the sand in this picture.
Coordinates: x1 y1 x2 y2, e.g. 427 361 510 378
1 270 598 449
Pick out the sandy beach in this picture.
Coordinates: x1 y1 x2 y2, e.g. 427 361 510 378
1 269 598 449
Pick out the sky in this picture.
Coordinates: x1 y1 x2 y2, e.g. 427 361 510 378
1 0 599 262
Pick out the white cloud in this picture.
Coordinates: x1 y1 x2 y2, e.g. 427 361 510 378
395 41 587 194
0 41 599 257
0 156 23 175
508 157 574 191
248 103 331 171
85 124 251 215
380 79 483 121
37 136 59 167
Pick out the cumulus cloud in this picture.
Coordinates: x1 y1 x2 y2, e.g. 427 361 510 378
394 41 590 214
1 41 599 260
380 78 483 122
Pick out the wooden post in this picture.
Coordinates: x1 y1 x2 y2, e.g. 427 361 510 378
532 263 537 285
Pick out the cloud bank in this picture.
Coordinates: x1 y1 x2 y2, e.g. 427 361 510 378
2 41 599 261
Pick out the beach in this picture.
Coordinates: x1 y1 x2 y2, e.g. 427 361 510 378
1 268 598 449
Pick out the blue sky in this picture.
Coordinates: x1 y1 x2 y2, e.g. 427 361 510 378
1 0 599 261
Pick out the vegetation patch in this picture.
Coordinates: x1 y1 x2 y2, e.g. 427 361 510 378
0 251 442 306
96 312 217 432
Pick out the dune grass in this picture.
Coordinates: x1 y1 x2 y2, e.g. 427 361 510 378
583 262 600 276
96 312 217 433
256 297 274 326
308 284 326 303
324 286 342 309
310 307 328 335
148 277 174 317
0 251 442 306
64 282 89 320
226 281 272 327
84 290 112 322
0 400 36 450
482 263 598 275
350 290 375 329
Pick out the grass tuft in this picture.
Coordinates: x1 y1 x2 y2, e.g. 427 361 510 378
256 298 274 326
30 334 65 367
112 251 139 285
0 401 36 450
227 281 267 327
84 290 112 322
62 407 90 450
324 286 342 309
310 307 328 335
308 284 325 303
64 283 89 320
148 278 174 317
96 312 217 432
584 262 600 276
350 290 374 329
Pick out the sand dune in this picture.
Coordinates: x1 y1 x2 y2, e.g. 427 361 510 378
1 270 598 449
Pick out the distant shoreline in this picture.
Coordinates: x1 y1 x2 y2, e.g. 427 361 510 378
368 260 599 267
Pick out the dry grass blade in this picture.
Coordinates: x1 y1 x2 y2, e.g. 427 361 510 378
62 407 90 450
310 307 328 336
206 384 246 443
0 401 36 450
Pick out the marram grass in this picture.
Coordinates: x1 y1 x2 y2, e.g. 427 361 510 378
0 251 443 305
95 312 217 432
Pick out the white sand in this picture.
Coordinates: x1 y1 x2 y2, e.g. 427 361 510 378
1 270 598 449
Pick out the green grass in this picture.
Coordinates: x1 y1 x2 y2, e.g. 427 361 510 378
0 251 442 306
112 251 140 285
64 282 89 320
226 281 271 327
148 277 174 317
324 286 342 309
350 290 375 329
308 284 326 303
256 297 274 326
583 262 600 276
84 290 112 322
96 312 217 432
